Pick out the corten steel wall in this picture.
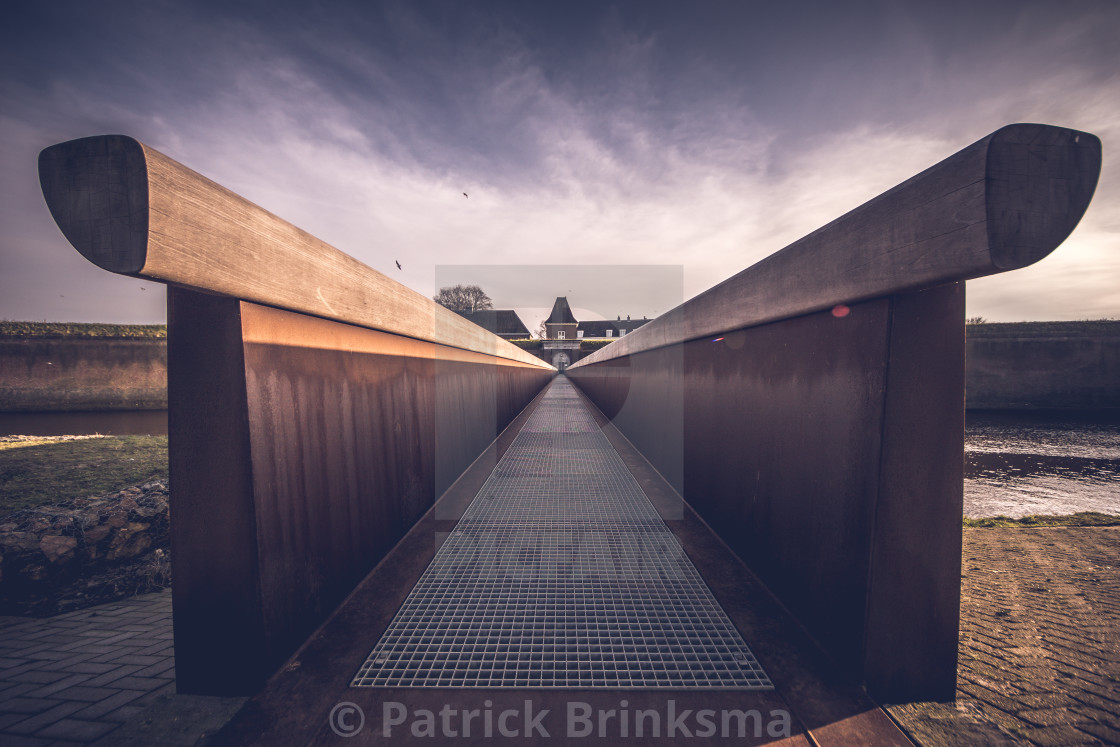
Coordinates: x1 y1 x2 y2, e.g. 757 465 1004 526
169 289 553 694
966 321 1120 410
0 336 166 411
38 134 556 695
568 123 1101 702
573 285 964 699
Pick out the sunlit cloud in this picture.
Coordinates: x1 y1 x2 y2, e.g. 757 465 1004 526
1 0 1117 324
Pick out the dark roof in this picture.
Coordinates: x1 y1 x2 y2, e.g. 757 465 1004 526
577 317 653 335
547 297 578 325
617 317 652 333
576 321 617 336
454 309 530 337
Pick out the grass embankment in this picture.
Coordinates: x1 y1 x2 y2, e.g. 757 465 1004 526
0 321 166 338
963 512 1120 528
0 435 168 514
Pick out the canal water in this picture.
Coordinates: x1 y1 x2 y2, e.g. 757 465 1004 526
965 411 1120 518
0 410 168 436
1 410 1116 518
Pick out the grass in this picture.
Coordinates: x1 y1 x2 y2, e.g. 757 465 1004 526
505 338 540 351
0 435 168 514
963 512 1120 528
0 321 166 338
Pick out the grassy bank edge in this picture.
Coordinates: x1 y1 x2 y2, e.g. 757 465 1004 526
0 321 166 338
0 435 168 514
963 511 1120 528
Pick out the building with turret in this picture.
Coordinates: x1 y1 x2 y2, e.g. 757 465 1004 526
542 297 580 369
536 298 655 370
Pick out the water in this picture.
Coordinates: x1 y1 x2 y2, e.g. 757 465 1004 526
1 409 1114 518
965 411 1120 518
0 410 168 436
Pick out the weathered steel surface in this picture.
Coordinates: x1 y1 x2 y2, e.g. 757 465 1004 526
573 123 1100 366
569 286 964 701
169 288 552 694
38 135 551 370
864 284 965 700
566 123 1100 701
168 289 263 694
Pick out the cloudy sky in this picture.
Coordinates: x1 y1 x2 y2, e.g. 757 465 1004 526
2 0 1118 329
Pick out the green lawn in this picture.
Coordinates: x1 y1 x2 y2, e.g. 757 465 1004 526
0 435 168 514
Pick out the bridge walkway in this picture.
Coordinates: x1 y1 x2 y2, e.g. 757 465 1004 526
351 376 771 691
211 376 909 745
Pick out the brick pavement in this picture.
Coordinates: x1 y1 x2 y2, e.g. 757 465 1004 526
0 590 175 745
2 530 1117 745
889 527 1120 746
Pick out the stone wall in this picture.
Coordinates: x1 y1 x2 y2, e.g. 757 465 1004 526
4 323 1116 414
0 480 170 615
0 337 167 412
966 321 1120 411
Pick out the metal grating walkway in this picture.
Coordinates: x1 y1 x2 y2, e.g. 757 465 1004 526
352 377 772 689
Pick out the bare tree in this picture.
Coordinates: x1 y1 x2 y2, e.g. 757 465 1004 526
433 284 494 312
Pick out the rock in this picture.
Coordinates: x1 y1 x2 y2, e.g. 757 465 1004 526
0 531 41 553
108 522 154 560
40 535 79 564
1 479 171 615
84 524 112 544
107 533 152 561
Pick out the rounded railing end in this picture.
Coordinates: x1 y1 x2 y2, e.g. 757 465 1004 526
38 134 150 274
986 123 1102 271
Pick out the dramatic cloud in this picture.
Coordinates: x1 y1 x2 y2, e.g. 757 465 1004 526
2 0 1118 323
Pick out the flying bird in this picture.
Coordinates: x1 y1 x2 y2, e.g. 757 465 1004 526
463 192 468 198
395 260 402 270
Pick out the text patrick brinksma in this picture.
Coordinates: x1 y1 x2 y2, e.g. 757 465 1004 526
377 700 791 739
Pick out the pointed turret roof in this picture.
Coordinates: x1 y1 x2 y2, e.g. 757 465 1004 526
547 296 577 325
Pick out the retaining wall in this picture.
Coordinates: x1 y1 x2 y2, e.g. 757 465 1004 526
0 336 166 412
5 323 1120 413
966 321 1120 410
